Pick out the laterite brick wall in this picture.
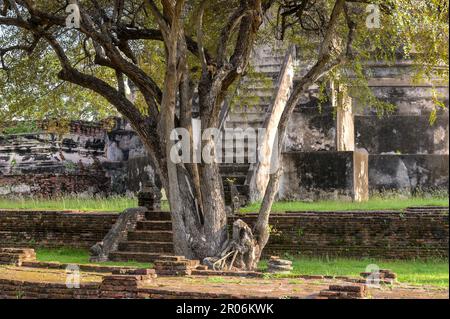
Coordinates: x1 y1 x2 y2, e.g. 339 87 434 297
0 279 100 299
0 209 448 259
0 210 117 248
230 210 449 259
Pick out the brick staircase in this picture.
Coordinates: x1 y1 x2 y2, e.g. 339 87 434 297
219 45 287 205
108 210 174 263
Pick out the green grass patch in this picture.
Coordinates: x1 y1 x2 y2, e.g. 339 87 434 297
1 121 40 135
258 256 449 288
0 196 139 212
0 196 172 212
1 193 447 213
241 196 449 213
35 247 152 268
34 249 448 287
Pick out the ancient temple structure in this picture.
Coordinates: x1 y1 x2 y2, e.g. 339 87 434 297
0 45 448 202
221 45 449 203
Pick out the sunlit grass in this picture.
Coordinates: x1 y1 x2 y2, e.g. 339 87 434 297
0 195 139 212
0 192 447 213
241 194 448 213
35 247 448 288
258 256 449 288
35 247 152 268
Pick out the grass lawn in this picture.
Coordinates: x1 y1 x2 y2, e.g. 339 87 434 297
0 196 139 212
241 196 449 213
35 247 152 268
35 248 448 288
259 257 449 288
0 195 447 212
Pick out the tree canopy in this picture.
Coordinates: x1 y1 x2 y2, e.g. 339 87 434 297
1 1 447 125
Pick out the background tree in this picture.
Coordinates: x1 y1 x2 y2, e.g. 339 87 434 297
0 0 448 269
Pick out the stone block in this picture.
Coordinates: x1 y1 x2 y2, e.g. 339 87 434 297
279 151 369 201
368 154 449 193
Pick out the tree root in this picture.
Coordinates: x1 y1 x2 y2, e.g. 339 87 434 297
204 219 260 271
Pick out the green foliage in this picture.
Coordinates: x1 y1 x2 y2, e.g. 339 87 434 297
278 0 448 117
0 46 117 125
0 121 40 135
0 0 447 125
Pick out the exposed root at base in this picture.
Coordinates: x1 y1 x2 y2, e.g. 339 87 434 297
203 219 260 271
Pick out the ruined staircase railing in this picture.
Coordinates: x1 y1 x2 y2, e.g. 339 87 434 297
89 207 147 262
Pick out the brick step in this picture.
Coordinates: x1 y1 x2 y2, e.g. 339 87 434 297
136 220 172 231
240 78 277 86
144 211 171 221
254 65 283 73
108 251 163 263
219 163 251 174
220 152 258 160
406 206 449 212
221 157 257 164
221 173 247 181
225 122 265 130
223 184 249 194
254 61 284 67
239 85 276 92
228 113 267 122
223 180 247 188
224 192 249 205
229 104 269 113
127 230 173 242
220 145 258 153
238 92 273 100
220 155 258 163
220 157 257 165
254 53 285 61
237 90 273 98
220 135 258 143
118 241 174 253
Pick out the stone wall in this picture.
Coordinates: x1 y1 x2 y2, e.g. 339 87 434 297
280 59 449 197
0 210 117 248
285 89 336 152
0 119 159 197
368 154 449 192
351 61 449 194
279 151 368 201
231 209 449 259
0 209 447 259
355 115 449 155
0 279 101 299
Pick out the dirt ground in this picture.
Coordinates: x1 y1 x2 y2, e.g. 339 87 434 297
0 265 103 284
140 276 449 299
0 266 448 299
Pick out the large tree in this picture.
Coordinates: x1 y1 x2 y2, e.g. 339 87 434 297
0 0 448 269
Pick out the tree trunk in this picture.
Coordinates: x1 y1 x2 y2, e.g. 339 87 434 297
198 159 228 257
